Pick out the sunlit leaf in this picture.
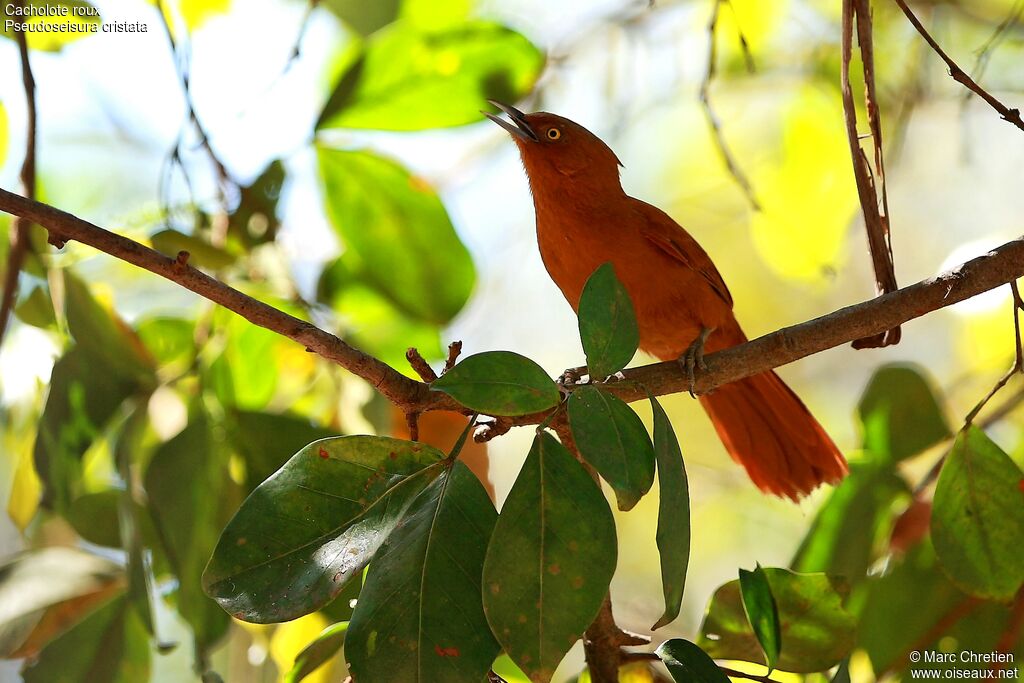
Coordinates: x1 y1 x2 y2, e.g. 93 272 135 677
656 638 730 683
400 0 471 29
857 364 951 463
318 147 475 324
317 21 543 130
14 285 55 329
577 263 639 379
135 316 195 367
153 0 230 33
21 596 150 683
150 229 237 270
0 1 101 52
432 351 560 416
931 427 1024 601
7 434 41 531
206 307 283 409
791 463 909 583
738 564 781 672
698 568 855 673
482 432 617 683
145 417 233 650
0 548 124 657
284 621 348 683
347 462 500 682
568 386 655 511
651 397 690 630
203 436 445 623
0 100 7 164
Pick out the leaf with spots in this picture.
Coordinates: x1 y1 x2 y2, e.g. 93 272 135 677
202 436 445 623
931 426 1024 601
577 263 639 379
568 386 655 511
482 432 617 683
432 351 561 417
347 462 499 682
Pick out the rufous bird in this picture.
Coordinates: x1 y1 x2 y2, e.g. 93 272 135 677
485 101 847 500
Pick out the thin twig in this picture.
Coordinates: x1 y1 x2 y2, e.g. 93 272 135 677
892 0 1024 132
699 0 761 211
963 0 1024 103
964 281 1024 426
0 1 38 348
2 190 1024 426
443 340 463 374
405 347 438 383
842 0 901 349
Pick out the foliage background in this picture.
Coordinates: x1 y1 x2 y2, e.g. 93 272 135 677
0 0 1023 681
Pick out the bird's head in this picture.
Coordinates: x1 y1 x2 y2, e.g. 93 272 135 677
484 101 623 195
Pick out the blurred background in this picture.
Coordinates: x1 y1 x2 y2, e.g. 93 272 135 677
1 0 1023 680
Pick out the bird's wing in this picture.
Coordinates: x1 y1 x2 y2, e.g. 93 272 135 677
634 200 734 308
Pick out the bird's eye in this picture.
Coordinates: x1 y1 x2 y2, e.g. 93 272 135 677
547 128 561 140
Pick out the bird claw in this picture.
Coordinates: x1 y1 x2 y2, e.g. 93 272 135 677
677 327 714 398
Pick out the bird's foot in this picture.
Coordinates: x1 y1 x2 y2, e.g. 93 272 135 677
677 326 714 398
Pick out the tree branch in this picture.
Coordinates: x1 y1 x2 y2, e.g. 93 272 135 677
1 189 1023 434
892 0 1024 132
0 2 38 348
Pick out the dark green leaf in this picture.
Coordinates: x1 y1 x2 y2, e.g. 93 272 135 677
432 351 560 416
285 621 348 683
830 660 851 683
791 463 909 584
150 229 237 269
482 432 617 683
203 436 445 623
66 490 159 550
738 564 781 672
0 1 100 51
321 0 399 35
230 159 285 247
931 426 1024 601
577 263 639 378
650 397 689 630
146 418 233 650
317 21 543 130
698 568 855 673
348 462 500 682
0 548 123 657
656 638 730 683
568 386 655 511
34 347 138 510
857 364 950 463
229 410 338 493
14 285 56 329
21 596 149 683
318 147 474 324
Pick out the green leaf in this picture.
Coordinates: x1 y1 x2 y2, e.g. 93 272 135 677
0 548 124 657
202 436 445 623
791 463 909 584
432 351 560 416
568 386 655 511
857 364 951 463
21 595 149 683
285 621 348 683
577 263 639 378
931 426 1024 601
317 21 543 131
347 462 500 682
206 305 286 409
135 316 196 366
145 418 233 650
321 0 399 35
0 100 7 164
14 285 56 329
317 147 475 324
650 397 690 630
738 564 781 672
150 229 237 269
229 410 338 493
656 638 730 683
482 432 617 683
400 0 471 29
66 490 159 550
230 159 285 247
1 2 101 52
63 271 154 384
698 568 855 673
33 347 139 510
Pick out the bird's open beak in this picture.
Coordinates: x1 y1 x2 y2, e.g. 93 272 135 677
483 100 538 142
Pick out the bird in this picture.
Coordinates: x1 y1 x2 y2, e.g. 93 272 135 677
485 101 847 500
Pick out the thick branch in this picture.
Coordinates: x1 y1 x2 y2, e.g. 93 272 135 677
0 187 428 408
1 189 1023 432
892 0 1024 132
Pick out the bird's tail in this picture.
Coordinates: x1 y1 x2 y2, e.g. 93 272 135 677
697 322 847 499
